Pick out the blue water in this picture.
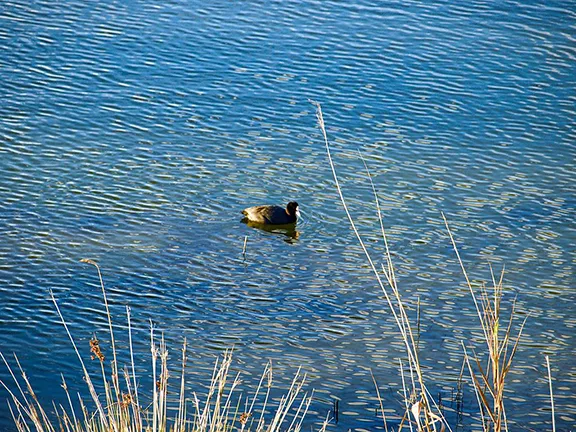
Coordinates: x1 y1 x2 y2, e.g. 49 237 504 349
1 0 575 430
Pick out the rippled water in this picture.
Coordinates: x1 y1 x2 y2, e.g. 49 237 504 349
1 0 575 430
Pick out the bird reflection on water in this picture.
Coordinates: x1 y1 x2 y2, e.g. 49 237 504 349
241 218 300 244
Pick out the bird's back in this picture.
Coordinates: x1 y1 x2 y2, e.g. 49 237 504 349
242 205 290 224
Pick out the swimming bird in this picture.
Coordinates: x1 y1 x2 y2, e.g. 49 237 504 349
241 201 300 225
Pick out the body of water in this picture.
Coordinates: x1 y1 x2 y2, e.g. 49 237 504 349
1 0 575 430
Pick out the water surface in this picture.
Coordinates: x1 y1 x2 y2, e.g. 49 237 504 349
1 0 575 430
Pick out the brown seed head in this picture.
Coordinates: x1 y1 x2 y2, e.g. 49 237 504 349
90 336 105 362
239 412 251 425
121 393 132 408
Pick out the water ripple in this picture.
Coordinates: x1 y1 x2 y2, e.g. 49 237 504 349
1 0 575 430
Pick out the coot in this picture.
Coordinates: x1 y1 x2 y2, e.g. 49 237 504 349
241 201 300 225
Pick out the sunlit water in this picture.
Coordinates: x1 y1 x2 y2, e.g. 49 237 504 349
1 0 574 430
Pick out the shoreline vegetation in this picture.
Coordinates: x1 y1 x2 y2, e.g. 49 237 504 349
0 105 556 431
2 259 327 432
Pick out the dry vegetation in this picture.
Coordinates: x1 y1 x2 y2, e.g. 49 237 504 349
314 102 554 432
1 259 328 432
0 106 557 431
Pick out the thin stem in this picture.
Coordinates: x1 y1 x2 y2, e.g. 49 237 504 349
314 102 414 381
442 214 490 344
546 355 556 432
370 369 389 432
314 101 449 431
50 291 109 430
80 259 119 401
126 306 142 430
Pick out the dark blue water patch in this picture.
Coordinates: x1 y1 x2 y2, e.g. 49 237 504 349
493 194 573 224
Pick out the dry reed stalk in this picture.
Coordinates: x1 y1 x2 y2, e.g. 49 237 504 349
150 321 158 432
443 215 528 432
175 338 188 432
60 374 79 430
255 361 274 430
243 235 248 259
314 101 536 431
314 101 448 431
2 262 324 432
545 355 556 432
49 290 109 429
80 259 121 411
126 305 143 430
370 369 389 432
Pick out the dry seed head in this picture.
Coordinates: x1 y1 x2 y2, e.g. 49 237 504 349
239 412 251 425
267 363 273 388
89 336 105 362
120 393 132 409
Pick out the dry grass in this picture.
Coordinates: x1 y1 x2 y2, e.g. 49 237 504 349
313 102 554 432
315 101 448 431
0 259 329 432
1 107 558 432
443 216 529 432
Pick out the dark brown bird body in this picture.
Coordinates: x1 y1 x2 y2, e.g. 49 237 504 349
241 201 299 225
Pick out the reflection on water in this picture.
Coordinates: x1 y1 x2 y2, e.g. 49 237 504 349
242 218 300 243
0 0 575 430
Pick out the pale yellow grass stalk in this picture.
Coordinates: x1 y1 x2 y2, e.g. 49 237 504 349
545 355 556 432
314 101 448 431
2 262 325 432
443 215 528 432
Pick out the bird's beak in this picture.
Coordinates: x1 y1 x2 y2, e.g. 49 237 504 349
296 208 301 218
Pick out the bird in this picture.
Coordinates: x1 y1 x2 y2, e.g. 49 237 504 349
241 201 300 225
